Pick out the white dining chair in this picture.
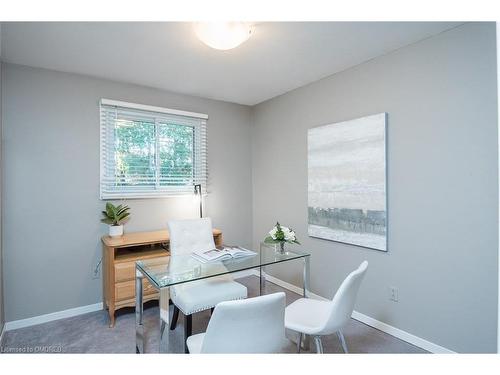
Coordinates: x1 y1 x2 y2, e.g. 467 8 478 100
186 292 287 353
285 261 368 354
167 217 248 353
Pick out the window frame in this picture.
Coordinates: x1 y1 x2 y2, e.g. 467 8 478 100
99 99 208 200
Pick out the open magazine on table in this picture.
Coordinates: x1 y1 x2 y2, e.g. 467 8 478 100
191 246 257 263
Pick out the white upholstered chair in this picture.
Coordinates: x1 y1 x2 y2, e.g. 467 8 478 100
285 261 368 353
186 292 287 353
167 218 248 353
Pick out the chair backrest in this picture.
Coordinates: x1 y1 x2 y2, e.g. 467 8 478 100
200 292 287 353
321 261 368 335
168 217 216 256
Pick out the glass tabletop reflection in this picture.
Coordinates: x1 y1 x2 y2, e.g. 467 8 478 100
136 244 310 289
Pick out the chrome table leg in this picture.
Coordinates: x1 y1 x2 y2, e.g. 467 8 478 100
259 265 266 295
300 256 311 351
159 288 170 353
135 268 144 354
303 256 310 298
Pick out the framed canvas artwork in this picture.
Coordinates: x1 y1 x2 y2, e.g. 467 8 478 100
307 113 387 251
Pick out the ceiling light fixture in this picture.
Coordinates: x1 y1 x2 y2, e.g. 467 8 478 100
194 22 252 51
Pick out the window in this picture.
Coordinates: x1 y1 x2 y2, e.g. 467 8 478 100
100 99 207 199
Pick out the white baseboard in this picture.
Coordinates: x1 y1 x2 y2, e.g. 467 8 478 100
251 270 456 354
350 310 454 354
5 302 103 331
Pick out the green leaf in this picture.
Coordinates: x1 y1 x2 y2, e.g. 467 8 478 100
116 212 130 224
264 236 278 244
116 205 130 216
105 203 115 218
118 212 130 219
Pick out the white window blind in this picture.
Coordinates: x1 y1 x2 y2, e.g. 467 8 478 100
100 99 208 199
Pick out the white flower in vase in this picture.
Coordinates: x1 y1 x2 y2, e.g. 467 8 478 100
264 222 300 253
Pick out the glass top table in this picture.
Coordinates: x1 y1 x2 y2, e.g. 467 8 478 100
135 243 310 353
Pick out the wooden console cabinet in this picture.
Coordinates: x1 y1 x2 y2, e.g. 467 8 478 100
102 229 223 327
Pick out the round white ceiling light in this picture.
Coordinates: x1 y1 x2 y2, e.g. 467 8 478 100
194 22 252 51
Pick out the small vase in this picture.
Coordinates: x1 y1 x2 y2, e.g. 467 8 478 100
109 224 123 237
277 242 286 255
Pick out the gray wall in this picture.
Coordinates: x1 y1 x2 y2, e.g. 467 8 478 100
1 64 253 322
251 22 498 353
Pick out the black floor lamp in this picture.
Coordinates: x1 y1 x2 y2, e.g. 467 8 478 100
194 184 203 218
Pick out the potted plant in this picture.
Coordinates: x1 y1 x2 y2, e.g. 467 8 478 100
101 202 131 237
264 222 300 254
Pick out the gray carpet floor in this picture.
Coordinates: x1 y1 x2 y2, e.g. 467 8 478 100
1 276 426 354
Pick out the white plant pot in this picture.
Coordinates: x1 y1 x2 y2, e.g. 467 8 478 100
109 225 124 237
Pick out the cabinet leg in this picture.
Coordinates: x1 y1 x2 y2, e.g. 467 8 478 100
108 307 115 328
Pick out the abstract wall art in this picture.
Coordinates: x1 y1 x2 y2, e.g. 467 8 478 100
307 113 387 251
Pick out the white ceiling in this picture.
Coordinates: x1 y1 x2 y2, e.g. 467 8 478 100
1 22 462 106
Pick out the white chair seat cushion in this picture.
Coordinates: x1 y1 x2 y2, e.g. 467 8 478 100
285 298 332 335
186 333 205 354
171 278 248 315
